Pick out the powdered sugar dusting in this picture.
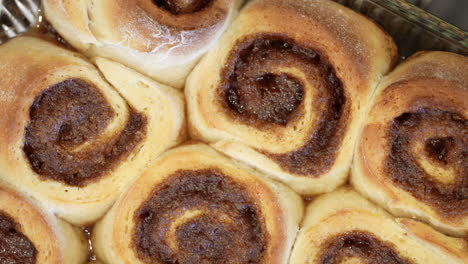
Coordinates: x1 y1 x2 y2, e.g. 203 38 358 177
87 0 232 64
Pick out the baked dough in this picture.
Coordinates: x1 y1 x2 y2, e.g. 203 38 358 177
185 0 397 195
43 0 244 88
352 51 468 236
0 183 88 264
92 143 303 264
0 37 185 225
290 186 468 264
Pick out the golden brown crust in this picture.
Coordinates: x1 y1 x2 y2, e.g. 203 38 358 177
396 219 468 261
185 0 397 195
0 185 87 264
92 144 303 264
0 37 185 225
352 51 468 236
41 0 96 51
43 0 244 88
90 0 231 53
290 187 468 264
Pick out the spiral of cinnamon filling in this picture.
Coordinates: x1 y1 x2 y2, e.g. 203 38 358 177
387 108 467 217
23 78 147 187
319 231 412 264
219 34 348 176
133 169 266 264
352 51 468 236
290 187 468 264
0 211 37 264
152 0 213 15
137 0 230 31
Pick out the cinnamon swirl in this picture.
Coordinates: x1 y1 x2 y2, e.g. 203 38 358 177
352 51 468 236
290 187 468 264
185 0 397 195
0 37 185 225
0 184 88 264
43 0 244 88
92 143 303 264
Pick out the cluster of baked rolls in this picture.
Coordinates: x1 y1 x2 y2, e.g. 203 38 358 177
0 0 466 263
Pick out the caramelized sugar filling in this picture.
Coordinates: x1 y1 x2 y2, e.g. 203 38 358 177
319 231 413 264
24 78 147 187
387 108 468 216
220 34 348 176
0 211 37 264
153 0 213 15
133 169 267 264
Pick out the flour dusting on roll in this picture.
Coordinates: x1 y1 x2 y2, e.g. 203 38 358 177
352 51 468 237
185 0 397 195
0 37 185 225
92 143 303 264
43 0 244 88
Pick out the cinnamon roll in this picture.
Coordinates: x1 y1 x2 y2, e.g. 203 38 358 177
290 187 468 264
185 0 397 195
352 51 468 236
0 184 88 264
0 37 185 225
43 0 244 88
92 143 303 264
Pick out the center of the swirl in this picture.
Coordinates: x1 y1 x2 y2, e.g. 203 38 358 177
133 169 266 264
424 137 455 164
23 78 147 187
227 72 303 125
387 108 467 216
176 215 235 260
153 0 213 15
221 35 314 126
319 231 413 264
220 33 348 177
0 211 37 264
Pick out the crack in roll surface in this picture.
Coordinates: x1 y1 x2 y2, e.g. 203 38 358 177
23 78 147 187
0 211 37 264
133 169 267 264
387 108 468 217
220 34 348 176
319 231 413 264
